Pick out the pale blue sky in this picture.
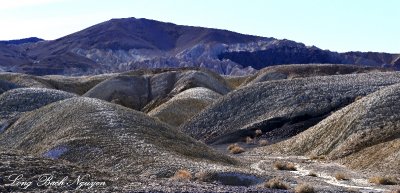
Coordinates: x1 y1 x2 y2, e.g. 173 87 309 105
0 0 398 53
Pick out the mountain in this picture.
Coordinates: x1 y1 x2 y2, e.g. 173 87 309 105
0 37 44 45
0 17 399 76
218 41 400 70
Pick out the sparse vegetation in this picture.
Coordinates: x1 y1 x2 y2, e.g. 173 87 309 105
172 169 192 181
335 172 349 181
228 143 245 154
259 139 268 146
295 183 315 193
230 146 245 154
227 143 238 151
390 190 400 193
307 172 318 177
194 171 214 182
274 161 297 171
368 176 398 185
264 178 289 190
245 136 254 144
255 129 263 137
309 155 326 160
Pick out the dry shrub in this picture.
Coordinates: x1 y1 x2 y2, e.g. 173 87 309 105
264 178 289 190
295 183 315 193
335 172 349 181
286 162 296 170
255 129 263 137
368 176 398 185
274 161 297 171
245 136 254 144
228 143 245 154
172 169 192 181
259 139 268 146
309 155 326 160
227 143 239 151
390 190 400 193
307 172 317 177
230 146 245 154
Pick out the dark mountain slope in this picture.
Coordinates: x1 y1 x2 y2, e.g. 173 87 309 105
36 18 262 52
12 17 268 75
343 51 400 66
218 43 343 69
0 44 30 70
0 37 44 45
218 41 400 70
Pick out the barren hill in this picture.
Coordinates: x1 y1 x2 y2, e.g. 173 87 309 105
260 83 400 174
0 66 399 192
0 97 236 175
181 72 400 145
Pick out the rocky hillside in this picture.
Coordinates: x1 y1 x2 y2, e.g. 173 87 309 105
83 68 232 112
218 40 400 70
148 87 221 127
0 17 399 75
0 97 236 173
259 83 400 175
181 71 400 145
240 64 389 86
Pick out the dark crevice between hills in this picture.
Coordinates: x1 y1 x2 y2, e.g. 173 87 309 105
0 120 15 134
208 97 356 145
210 172 264 187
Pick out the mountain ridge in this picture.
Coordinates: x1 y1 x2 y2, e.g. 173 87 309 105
0 17 398 75
0 37 44 45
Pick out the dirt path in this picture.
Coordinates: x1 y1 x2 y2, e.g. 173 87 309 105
242 155 399 192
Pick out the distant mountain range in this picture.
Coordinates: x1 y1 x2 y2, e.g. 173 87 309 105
0 17 399 75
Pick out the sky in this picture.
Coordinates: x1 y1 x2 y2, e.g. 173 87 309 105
0 0 398 53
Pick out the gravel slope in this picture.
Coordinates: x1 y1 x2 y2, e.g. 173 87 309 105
84 69 232 111
181 72 400 144
0 97 236 177
0 88 76 133
260 83 400 175
148 87 221 127
0 79 20 94
242 64 389 86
